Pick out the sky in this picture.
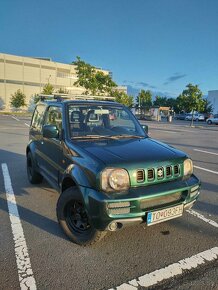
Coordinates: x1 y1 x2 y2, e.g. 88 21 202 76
1 0 218 97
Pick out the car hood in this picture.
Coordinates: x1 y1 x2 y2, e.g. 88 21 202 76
76 137 187 166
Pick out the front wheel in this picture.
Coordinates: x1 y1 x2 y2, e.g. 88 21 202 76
207 120 212 125
57 187 107 245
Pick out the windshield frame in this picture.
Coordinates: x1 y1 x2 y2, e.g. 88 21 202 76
66 103 147 141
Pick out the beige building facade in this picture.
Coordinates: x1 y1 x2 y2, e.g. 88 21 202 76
0 53 110 110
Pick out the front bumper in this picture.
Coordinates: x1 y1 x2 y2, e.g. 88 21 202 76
81 174 200 231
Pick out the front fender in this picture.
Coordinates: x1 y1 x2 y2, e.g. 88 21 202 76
62 163 94 189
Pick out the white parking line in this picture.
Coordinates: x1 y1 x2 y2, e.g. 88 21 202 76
25 123 30 127
151 129 177 134
187 209 218 228
109 247 218 289
194 165 218 175
1 164 37 290
12 116 20 121
194 149 218 156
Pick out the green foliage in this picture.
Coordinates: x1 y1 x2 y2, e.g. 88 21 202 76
42 83 54 95
56 88 69 94
137 90 152 112
153 96 168 107
177 83 204 125
201 99 213 114
112 91 133 107
152 96 179 113
177 83 204 113
32 93 40 104
73 56 117 95
10 89 26 109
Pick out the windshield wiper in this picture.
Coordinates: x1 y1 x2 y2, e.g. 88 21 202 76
72 134 145 140
110 135 145 139
72 135 116 140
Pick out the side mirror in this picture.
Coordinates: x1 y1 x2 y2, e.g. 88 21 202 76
43 125 59 139
142 124 148 134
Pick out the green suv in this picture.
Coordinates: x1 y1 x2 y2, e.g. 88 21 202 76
26 97 200 245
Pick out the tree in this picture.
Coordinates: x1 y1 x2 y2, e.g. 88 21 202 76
153 96 168 107
42 83 54 95
73 56 117 95
112 90 133 107
201 99 213 115
137 90 152 113
10 89 26 110
56 88 69 94
178 83 204 126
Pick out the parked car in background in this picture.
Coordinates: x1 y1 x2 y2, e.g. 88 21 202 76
174 113 187 120
195 114 205 121
207 114 218 125
185 113 205 121
185 114 193 121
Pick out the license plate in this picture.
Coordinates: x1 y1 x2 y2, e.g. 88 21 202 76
147 204 183 226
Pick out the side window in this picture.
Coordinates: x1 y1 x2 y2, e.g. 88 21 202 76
31 105 46 130
44 106 62 131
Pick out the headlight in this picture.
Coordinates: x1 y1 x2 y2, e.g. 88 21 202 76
183 159 193 176
101 168 130 192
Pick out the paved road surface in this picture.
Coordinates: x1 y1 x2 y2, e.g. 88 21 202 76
0 115 217 290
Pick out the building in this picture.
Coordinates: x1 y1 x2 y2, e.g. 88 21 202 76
0 53 109 110
208 90 218 114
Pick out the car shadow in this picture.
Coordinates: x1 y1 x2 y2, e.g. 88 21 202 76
0 148 69 241
0 196 68 241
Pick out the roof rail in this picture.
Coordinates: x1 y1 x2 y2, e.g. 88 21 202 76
38 93 115 102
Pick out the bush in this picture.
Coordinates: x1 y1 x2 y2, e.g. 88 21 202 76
10 90 26 110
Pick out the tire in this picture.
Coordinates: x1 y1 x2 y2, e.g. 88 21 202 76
27 152 43 184
207 120 212 125
57 187 107 245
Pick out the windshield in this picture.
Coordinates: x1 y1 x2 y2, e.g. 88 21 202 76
68 104 146 139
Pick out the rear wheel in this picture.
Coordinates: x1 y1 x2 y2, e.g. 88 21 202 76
207 120 212 125
57 187 107 245
27 152 43 184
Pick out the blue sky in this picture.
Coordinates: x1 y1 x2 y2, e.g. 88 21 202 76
1 0 218 97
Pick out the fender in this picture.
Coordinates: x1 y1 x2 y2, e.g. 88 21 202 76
26 141 39 168
61 163 95 191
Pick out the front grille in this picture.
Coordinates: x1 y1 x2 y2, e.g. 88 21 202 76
166 166 172 177
140 192 182 210
157 167 164 179
135 163 181 184
147 169 155 181
137 169 145 182
174 165 180 175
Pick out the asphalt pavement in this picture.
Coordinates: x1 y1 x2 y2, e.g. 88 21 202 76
0 115 217 290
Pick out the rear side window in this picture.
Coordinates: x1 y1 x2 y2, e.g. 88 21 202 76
31 105 46 130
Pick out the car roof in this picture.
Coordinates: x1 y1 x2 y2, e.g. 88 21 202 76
38 99 124 107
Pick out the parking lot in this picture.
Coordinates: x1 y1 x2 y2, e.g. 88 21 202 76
0 114 217 290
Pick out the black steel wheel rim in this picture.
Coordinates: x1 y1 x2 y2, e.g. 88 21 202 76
65 200 91 233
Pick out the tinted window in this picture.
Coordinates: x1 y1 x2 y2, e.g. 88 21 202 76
31 105 46 130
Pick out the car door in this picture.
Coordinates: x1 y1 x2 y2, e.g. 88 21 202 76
39 105 63 186
29 104 47 167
